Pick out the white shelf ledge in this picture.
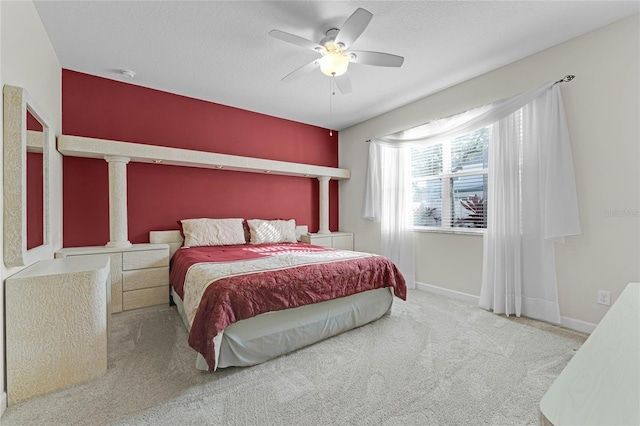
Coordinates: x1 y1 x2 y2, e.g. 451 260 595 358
57 135 350 180
57 134 347 245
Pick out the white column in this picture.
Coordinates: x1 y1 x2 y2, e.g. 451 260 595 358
104 156 132 248
317 176 330 234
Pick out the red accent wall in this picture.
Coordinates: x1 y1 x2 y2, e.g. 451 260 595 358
62 70 339 247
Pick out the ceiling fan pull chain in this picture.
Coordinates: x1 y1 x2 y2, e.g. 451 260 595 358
329 77 334 136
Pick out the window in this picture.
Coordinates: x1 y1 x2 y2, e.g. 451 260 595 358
411 127 489 230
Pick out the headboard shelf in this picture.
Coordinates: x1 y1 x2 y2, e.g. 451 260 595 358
57 134 345 246
57 135 350 180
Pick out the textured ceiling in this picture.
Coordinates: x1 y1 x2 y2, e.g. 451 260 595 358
34 1 639 131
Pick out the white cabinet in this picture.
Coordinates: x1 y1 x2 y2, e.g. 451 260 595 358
56 243 169 312
5 255 111 404
539 283 640 426
300 232 353 250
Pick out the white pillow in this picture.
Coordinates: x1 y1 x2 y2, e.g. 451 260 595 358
180 218 246 247
247 219 297 244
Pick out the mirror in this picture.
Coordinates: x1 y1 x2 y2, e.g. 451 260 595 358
4 85 52 267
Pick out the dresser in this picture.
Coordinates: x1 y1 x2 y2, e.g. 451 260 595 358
56 243 170 312
5 255 111 404
300 232 353 250
539 282 639 425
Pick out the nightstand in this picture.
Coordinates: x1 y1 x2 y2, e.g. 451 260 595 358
300 232 353 250
56 243 170 312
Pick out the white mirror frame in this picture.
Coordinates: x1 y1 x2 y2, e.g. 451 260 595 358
3 85 53 267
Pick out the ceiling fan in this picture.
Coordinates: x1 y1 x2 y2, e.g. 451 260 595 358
269 8 404 94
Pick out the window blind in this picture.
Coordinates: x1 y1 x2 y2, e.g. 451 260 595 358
411 127 489 229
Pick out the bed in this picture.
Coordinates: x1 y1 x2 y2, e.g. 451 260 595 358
151 219 406 371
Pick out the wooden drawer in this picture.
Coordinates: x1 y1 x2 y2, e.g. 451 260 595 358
122 286 169 310
56 244 170 312
122 248 169 270
122 266 168 292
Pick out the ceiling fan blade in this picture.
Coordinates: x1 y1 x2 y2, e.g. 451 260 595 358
269 29 324 52
334 73 352 94
281 59 320 82
349 50 404 67
334 8 373 49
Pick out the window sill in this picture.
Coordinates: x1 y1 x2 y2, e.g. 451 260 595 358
413 227 486 236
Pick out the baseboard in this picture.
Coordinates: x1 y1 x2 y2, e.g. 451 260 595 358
415 281 480 305
1 391 7 418
560 316 596 334
415 281 596 334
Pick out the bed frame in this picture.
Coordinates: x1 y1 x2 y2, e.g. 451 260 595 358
149 230 395 370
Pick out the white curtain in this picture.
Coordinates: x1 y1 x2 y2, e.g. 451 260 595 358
481 85 580 323
481 111 523 317
363 82 580 324
363 142 415 289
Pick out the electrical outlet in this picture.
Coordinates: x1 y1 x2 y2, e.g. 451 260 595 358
597 290 611 306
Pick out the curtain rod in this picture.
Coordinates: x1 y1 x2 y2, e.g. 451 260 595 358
365 74 576 142
555 74 575 83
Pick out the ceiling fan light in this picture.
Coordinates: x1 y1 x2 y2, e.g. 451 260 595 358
319 52 349 76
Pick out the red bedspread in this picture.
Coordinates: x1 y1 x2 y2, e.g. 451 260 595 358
171 243 407 371
170 243 335 299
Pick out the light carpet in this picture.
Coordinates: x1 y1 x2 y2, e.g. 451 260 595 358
2 290 586 425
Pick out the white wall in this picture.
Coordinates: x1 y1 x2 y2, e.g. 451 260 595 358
339 14 639 327
0 0 62 415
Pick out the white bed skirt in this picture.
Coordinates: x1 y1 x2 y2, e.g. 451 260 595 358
171 287 394 370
